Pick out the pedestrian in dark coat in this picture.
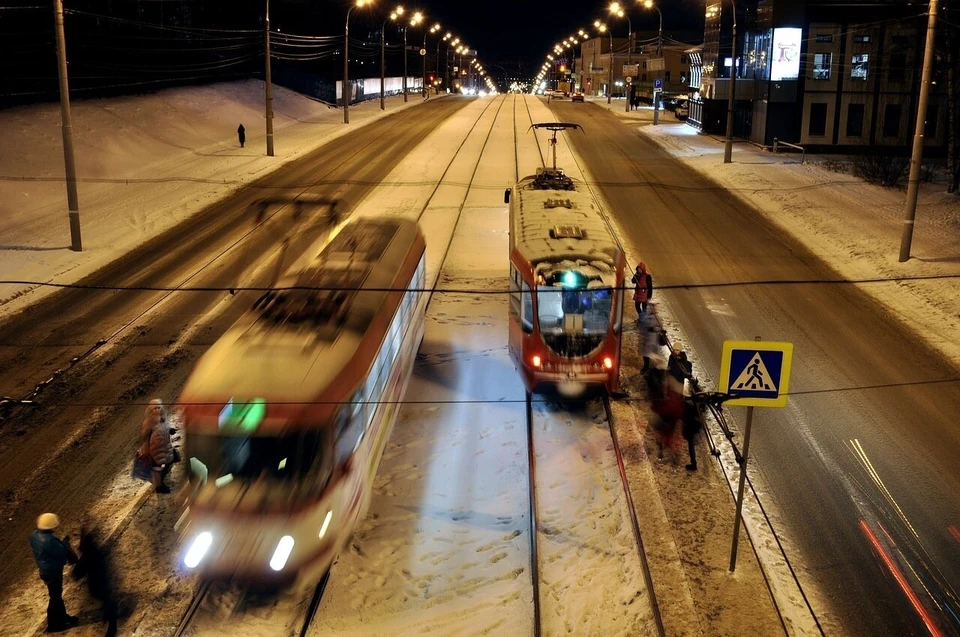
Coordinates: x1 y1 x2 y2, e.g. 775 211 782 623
640 303 663 373
73 529 118 637
666 341 692 399
139 398 174 493
29 513 79 633
681 399 704 471
237 123 246 148
631 262 653 318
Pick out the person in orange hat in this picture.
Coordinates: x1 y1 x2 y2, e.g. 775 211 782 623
29 512 79 632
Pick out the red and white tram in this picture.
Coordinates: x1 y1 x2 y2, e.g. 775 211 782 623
505 164 626 397
176 216 426 587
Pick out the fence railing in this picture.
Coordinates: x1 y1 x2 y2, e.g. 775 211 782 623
772 138 805 164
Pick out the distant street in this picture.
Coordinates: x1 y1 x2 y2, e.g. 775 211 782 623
551 99 960 636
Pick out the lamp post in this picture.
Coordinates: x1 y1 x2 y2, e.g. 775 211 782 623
594 21 613 104
610 3 632 112
265 0 274 155
423 23 440 98
437 32 451 94
344 0 372 124
381 6 404 111
642 0 664 123
402 11 423 103
722 0 737 163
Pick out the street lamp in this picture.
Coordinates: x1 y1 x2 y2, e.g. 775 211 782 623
594 21 613 104
344 0 373 124
423 23 441 98
381 6 404 111
437 32 451 93
402 11 424 103
641 0 664 123
447 37 459 91
610 2 633 112
722 0 737 163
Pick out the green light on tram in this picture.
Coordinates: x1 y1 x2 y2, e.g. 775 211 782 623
219 398 267 433
561 271 587 289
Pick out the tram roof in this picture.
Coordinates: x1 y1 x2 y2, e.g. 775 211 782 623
512 172 621 282
180 217 421 405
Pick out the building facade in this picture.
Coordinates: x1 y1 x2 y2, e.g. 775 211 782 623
691 0 946 151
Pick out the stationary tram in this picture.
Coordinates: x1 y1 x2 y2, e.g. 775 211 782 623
176 216 427 587
505 124 626 396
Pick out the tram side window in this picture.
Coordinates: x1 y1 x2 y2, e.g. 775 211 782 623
521 280 534 333
335 393 364 465
509 268 521 318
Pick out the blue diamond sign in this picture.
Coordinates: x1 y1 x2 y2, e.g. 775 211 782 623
719 341 794 407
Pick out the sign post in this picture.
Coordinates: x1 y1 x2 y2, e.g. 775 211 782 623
718 338 794 571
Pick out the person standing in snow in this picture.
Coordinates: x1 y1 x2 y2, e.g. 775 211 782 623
631 262 653 319
139 399 175 494
29 513 79 633
640 303 664 373
73 528 118 637
237 123 245 148
681 399 704 471
666 341 693 399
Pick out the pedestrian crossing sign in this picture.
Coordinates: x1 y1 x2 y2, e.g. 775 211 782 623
719 340 794 407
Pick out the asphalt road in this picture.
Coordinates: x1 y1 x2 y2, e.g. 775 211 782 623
0 97 470 596
551 100 960 636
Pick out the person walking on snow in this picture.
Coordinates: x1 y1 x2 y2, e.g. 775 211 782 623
681 399 704 471
666 341 693 399
631 262 653 318
139 399 174 494
237 123 245 148
73 528 118 637
29 513 79 633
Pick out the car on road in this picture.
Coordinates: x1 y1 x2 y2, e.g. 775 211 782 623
675 100 689 120
571 92 584 102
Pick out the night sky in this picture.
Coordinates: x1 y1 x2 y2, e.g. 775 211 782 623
0 0 707 103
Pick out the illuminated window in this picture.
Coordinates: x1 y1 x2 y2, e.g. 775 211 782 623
813 53 831 80
851 54 869 80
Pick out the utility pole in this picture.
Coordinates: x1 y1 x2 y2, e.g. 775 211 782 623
264 0 274 156
899 0 940 262
723 0 738 163
53 0 82 251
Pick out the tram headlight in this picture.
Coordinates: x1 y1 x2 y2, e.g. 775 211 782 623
319 511 333 539
603 357 614 370
269 535 295 572
184 531 213 569
531 355 542 368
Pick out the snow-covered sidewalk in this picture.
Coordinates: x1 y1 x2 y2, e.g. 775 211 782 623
588 97 960 371
0 79 425 320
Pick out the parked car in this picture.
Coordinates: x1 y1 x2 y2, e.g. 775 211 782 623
571 92 585 102
675 101 689 120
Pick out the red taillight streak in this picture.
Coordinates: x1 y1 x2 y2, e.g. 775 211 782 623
949 526 960 545
859 520 942 637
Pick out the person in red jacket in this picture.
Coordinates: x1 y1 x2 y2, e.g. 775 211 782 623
631 262 653 319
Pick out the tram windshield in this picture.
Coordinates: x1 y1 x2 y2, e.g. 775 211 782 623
537 286 613 357
187 429 334 504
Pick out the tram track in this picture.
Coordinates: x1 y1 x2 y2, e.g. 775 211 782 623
522 392 665 637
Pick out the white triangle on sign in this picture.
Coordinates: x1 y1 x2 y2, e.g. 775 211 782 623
731 352 777 393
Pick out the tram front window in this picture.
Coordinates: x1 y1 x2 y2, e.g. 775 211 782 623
537 287 613 357
188 429 334 503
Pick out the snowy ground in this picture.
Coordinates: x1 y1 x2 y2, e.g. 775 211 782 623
0 79 422 319
7 84 954 636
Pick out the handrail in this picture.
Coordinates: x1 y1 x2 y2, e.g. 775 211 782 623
772 137 805 164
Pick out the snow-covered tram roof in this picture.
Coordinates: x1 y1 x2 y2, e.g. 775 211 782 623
180 217 422 407
510 171 622 287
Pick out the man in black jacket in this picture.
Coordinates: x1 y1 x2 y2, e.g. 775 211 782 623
29 513 79 633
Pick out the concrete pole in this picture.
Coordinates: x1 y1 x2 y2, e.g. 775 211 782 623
625 17 632 113
653 8 663 125
607 32 613 104
264 0 274 155
53 0 82 251
380 22 386 110
403 27 408 102
422 33 427 99
723 0 737 163
343 6 353 124
899 0 940 262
